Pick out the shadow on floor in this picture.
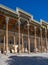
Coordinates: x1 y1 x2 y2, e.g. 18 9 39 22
6 56 48 65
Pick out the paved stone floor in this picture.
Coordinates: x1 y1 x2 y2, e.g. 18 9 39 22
0 53 48 65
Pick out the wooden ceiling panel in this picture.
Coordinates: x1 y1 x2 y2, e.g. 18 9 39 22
0 15 6 24
9 18 17 25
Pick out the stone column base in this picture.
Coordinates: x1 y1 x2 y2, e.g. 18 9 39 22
34 48 38 53
21 48 24 53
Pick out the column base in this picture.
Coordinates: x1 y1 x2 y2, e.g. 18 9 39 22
34 48 38 53
44 48 48 53
19 50 21 54
24 48 28 53
21 48 24 53
28 51 30 54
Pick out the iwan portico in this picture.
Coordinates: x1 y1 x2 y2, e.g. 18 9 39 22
0 4 48 54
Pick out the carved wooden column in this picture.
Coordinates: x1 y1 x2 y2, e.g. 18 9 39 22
5 17 9 53
27 22 30 54
18 18 21 53
3 35 5 53
34 26 37 52
21 33 24 53
14 35 16 53
45 28 47 52
28 35 30 54
40 28 43 52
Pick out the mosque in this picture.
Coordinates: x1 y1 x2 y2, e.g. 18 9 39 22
0 4 48 54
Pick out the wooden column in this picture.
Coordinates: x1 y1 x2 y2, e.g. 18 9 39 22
39 36 40 52
27 22 30 54
3 35 5 53
21 33 24 53
14 35 16 53
5 17 9 53
18 18 21 53
40 28 43 52
34 26 37 52
45 28 47 52
28 35 30 54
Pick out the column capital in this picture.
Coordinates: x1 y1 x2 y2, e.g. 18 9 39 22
34 26 36 29
18 21 21 25
27 22 30 26
40 28 42 31
22 33 24 37
18 18 21 25
6 16 9 23
45 28 47 32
